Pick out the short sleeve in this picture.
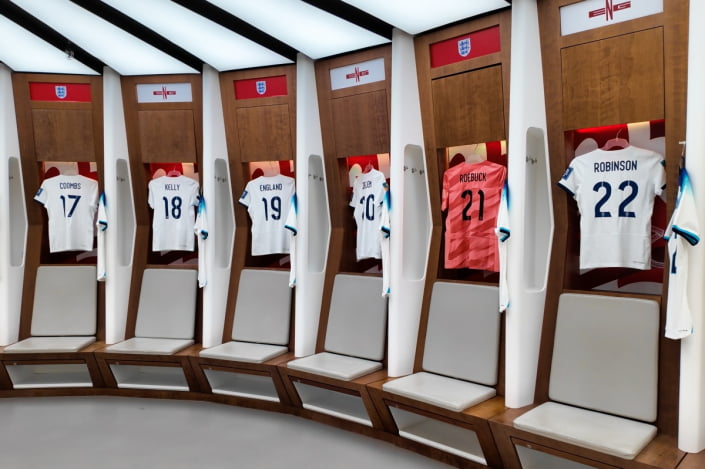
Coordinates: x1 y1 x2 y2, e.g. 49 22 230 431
441 172 449 211
147 180 156 209
34 181 48 206
239 182 252 208
557 164 577 196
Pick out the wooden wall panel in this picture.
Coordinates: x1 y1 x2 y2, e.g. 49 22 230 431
31 108 96 161
137 109 197 163
562 27 664 130
236 104 292 162
431 65 505 147
331 90 389 157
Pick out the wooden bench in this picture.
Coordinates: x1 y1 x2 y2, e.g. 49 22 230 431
0 265 104 390
278 274 388 431
192 268 294 407
368 281 504 468
490 292 685 469
95 268 200 393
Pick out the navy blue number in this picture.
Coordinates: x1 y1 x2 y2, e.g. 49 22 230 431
59 194 81 217
618 180 638 218
162 196 183 219
359 194 375 221
593 180 638 218
593 182 611 218
261 196 282 221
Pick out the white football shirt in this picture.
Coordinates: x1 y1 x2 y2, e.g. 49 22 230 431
194 196 208 288
495 182 510 312
34 174 99 253
97 192 108 281
665 168 700 339
239 174 296 256
350 169 388 261
148 175 200 252
284 194 298 287
558 146 666 269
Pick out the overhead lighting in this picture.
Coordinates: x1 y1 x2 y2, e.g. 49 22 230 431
101 0 292 71
341 0 511 34
10 0 198 75
207 0 389 60
0 16 98 74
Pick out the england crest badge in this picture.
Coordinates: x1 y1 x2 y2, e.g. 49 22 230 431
458 38 471 57
256 80 266 95
55 85 68 99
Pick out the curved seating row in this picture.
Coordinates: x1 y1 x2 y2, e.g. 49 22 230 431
0 266 688 468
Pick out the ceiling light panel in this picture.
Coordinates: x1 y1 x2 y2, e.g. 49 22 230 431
101 0 292 71
0 16 98 74
341 0 511 35
10 0 198 75
207 0 389 59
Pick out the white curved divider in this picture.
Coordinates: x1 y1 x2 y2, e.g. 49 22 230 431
678 0 705 453
294 53 330 357
201 64 235 348
103 66 136 344
505 0 554 408
0 63 28 346
388 29 431 377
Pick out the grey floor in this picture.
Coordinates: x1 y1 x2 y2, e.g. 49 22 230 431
0 396 453 468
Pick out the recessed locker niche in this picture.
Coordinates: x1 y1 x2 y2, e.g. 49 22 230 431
486 2 689 469
92 75 203 393
3 74 105 390
315 46 391 278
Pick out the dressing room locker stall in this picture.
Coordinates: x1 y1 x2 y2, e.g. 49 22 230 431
367 9 513 469
277 46 393 436
0 73 106 392
189 64 299 410
489 1 689 468
93 74 204 395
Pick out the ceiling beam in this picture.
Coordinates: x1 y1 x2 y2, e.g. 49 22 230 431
68 0 203 73
301 0 394 40
0 0 104 74
171 0 299 63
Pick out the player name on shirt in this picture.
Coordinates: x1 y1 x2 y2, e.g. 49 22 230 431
164 183 180 190
593 160 638 172
459 171 487 182
58 182 84 189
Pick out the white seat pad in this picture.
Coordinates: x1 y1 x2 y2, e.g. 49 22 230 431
106 337 194 355
514 402 657 460
4 336 96 353
287 352 382 381
200 341 288 363
382 372 496 412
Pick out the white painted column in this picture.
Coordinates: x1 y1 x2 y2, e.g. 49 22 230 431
294 54 330 357
103 67 136 344
200 64 235 348
678 0 705 452
0 64 27 345
387 29 431 377
505 0 554 408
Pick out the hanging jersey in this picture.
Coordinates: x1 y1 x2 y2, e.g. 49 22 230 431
380 188 391 297
495 182 510 311
350 169 387 261
240 174 296 256
284 194 298 287
442 160 507 271
148 175 200 252
34 174 99 253
664 168 700 339
97 192 108 281
194 196 209 288
558 146 666 270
